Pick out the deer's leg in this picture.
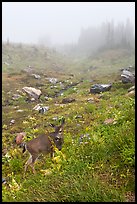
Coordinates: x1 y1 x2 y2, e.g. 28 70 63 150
30 154 38 174
24 154 32 174
50 150 55 158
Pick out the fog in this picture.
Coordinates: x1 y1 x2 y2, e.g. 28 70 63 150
2 2 135 48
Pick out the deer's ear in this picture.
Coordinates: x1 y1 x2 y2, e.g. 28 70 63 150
59 127 63 133
61 118 65 126
49 123 56 128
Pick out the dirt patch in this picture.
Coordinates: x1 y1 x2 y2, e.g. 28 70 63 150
125 191 135 202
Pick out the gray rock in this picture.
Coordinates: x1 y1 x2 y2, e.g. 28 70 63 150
2 178 6 184
12 94 22 100
23 67 33 73
79 133 91 144
33 104 42 111
126 90 135 97
10 119 15 125
90 84 112 94
31 74 41 79
33 104 49 113
87 97 95 103
62 98 76 104
39 107 49 114
4 62 10 66
44 96 49 101
30 98 36 102
128 86 135 92
15 132 26 145
75 115 83 119
46 78 58 84
16 109 24 112
121 70 135 83
22 87 42 99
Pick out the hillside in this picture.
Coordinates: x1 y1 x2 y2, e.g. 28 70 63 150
2 43 135 202
2 43 135 77
2 43 71 75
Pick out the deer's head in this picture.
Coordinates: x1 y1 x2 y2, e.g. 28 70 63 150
49 118 65 151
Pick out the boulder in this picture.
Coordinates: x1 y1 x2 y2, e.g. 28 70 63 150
15 132 26 145
22 87 41 99
62 98 76 104
121 70 135 84
90 84 112 94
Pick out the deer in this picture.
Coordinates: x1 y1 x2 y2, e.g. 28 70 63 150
21 118 65 174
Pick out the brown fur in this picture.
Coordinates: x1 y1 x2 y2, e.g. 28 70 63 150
24 119 65 174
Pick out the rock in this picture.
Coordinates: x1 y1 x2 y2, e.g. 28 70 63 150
75 115 83 119
54 103 65 107
46 78 58 84
7 91 12 95
30 98 36 102
16 109 24 113
33 104 42 111
31 74 41 79
4 62 10 66
121 70 135 84
125 90 135 97
23 66 33 73
104 118 114 125
129 65 133 68
79 133 91 144
120 67 130 71
14 106 19 109
15 132 26 145
128 86 135 92
22 87 42 99
90 84 112 94
10 119 15 125
2 178 6 184
52 116 58 121
50 85 57 89
62 98 76 104
87 97 95 103
39 107 49 114
97 94 104 99
2 148 8 155
44 96 49 101
12 94 22 100
33 104 49 113
125 191 135 202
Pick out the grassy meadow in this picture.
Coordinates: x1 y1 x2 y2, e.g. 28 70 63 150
2 43 135 202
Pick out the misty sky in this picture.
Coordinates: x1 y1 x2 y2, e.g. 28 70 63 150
2 2 135 46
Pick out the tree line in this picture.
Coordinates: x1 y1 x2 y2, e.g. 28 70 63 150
59 18 135 56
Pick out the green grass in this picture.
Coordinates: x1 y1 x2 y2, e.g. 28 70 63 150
2 43 135 202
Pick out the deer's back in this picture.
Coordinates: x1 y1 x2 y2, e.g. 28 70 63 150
26 134 52 155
